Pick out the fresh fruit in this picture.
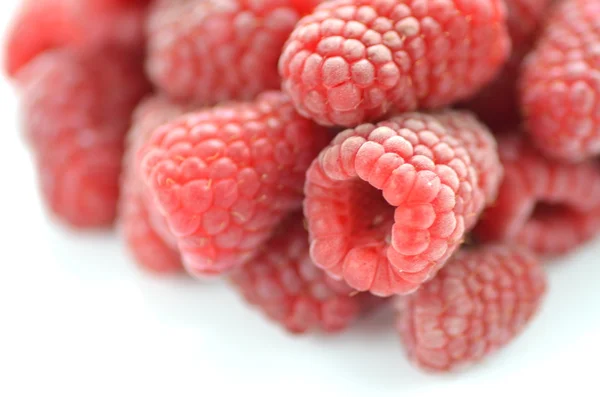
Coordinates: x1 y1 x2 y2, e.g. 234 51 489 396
304 110 500 296
279 0 511 127
520 0 600 161
396 244 546 372
231 213 379 334
18 45 150 227
140 91 329 276
146 0 323 105
474 132 600 255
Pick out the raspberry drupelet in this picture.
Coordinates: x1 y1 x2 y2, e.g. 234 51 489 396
396 244 546 372
304 110 501 297
520 0 600 161
120 97 191 273
4 0 148 77
140 91 330 277
231 213 380 334
18 45 150 228
474 133 600 255
146 0 324 105
279 0 511 127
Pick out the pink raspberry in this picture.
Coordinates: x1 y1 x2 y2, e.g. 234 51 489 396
18 46 150 228
120 97 192 272
520 0 600 161
304 110 500 296
230 213 380 334
146 0 323 105
140 91 330 276
279 0 511 127
474 133 600 255
396 244 546 372
4 0 148 77
435 112 503 206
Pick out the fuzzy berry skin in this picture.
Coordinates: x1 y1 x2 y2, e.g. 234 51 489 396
520 0 600 161
279 0 511 127
474 133 600 255
146 0 323 105
435 111 503 207
140 91 330 276
120 97 191 272
396 244 546 372
5 0 148 77
18 46 150 228
230 214 379 334
304 110 500 296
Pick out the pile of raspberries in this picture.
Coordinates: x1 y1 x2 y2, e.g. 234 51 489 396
6 0 600 373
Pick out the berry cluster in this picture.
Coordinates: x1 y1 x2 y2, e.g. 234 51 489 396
7 0 600 373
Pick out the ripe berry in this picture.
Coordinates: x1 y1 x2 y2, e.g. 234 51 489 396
231 213 380 334
304 110 500 296
18 45 150 228
396 244 546 372
520 0 600 161
146 0 323 105
279 0 511 127
474 133 600 255
140 91 330 276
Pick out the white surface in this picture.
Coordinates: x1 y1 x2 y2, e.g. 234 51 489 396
0 2 599 396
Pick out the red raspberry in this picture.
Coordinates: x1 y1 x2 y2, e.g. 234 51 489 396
4 0 147 77
435 112 503 207
396 244 546 372
279 0 511 127
140 91 330 276
18 46 150 228
520 0 600 161
120 97 191 272
304 111 500 296
230 214 379 334
146 0 323 105
474 133 600 255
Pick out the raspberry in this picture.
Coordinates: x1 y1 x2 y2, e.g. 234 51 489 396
140 91 330 276
5 0 147 77
230 213 379 334
396 244 546 372
120 97 191 272
146 0 323 105
435 112 503 206
18 46 150 228
304 110 500 296
279 0 511 127
520 0 600 161
474 133 600 255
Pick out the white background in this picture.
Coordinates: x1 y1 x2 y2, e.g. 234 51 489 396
0 1 598 396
